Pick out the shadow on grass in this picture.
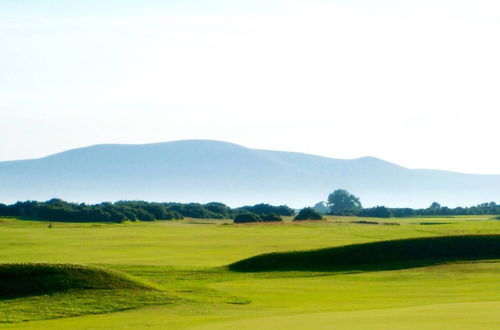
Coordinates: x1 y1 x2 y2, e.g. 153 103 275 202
229 235 500 273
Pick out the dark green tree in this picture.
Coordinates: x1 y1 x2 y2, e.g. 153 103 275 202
429 202 442 211
327 189 362 215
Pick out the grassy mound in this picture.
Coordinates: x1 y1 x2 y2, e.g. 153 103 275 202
0 263 155 299
229 235 500 272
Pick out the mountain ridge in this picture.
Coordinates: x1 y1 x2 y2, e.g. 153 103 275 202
0 139 498 208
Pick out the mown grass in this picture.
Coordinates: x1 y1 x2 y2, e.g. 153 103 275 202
194 301 500 330
1 215 500 328
0 215 497 267
0 289 175 323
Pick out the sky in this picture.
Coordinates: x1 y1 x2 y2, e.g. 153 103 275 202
1 0 499 174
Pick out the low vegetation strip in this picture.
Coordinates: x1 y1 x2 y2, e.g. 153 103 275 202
229 235 500 272
0 199 295 223
0 263 155 298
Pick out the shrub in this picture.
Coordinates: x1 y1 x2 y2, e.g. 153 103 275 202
261 214 282 222
133 208 156 221
235 204 295 216
161 211 183 220
204 202 232 218
294 207 323 221
234 213 261 223
358 206 393 218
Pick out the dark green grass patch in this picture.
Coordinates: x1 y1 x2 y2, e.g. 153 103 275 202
0 263 155 299
229 235 500 272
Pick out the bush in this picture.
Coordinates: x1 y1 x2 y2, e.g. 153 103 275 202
234 213 261 223
133 208 156 221
166 202 231 219
161 211 183 220
204 202 232 218
235 204 295 216
358 206 393 218
261 214 282 222
294 207 323 221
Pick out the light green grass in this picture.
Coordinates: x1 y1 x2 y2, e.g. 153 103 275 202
0 289 175 323
0 215 497 266
1 215 500 329
194 301 500 330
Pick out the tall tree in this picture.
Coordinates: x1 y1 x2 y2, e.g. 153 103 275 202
327 189 362 215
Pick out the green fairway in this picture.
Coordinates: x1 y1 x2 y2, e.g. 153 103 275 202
1 215 500 329
194 301 500 330
1 215 498 266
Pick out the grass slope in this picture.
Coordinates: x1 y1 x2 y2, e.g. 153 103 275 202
229 235 500 271
0 264 174 323
0 263 154 298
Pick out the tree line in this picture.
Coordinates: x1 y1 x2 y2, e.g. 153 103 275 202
360 202 500 218
0 199 295 223
0 191 498 223
314 189 500 218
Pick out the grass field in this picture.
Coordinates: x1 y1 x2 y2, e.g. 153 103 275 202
1 215 500 329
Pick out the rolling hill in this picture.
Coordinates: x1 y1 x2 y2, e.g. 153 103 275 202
0 140 498 207
229 235 500 272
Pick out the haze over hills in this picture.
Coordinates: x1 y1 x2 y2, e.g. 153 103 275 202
0 140 498 208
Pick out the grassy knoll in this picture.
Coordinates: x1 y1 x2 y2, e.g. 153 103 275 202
0 263 155 298
229 235 500 271
0 264 175 323
1 215 500 328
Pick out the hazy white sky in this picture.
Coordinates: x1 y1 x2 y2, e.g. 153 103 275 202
1 0 499 174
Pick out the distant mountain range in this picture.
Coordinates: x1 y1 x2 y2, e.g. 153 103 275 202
0 140 498 207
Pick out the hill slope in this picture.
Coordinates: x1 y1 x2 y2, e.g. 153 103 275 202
229 235 500 272
0 140 498 207
0 263 155 298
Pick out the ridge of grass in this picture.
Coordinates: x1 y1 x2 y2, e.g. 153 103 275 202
229 235 500 272
0 263 177 323
0 263 158 299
